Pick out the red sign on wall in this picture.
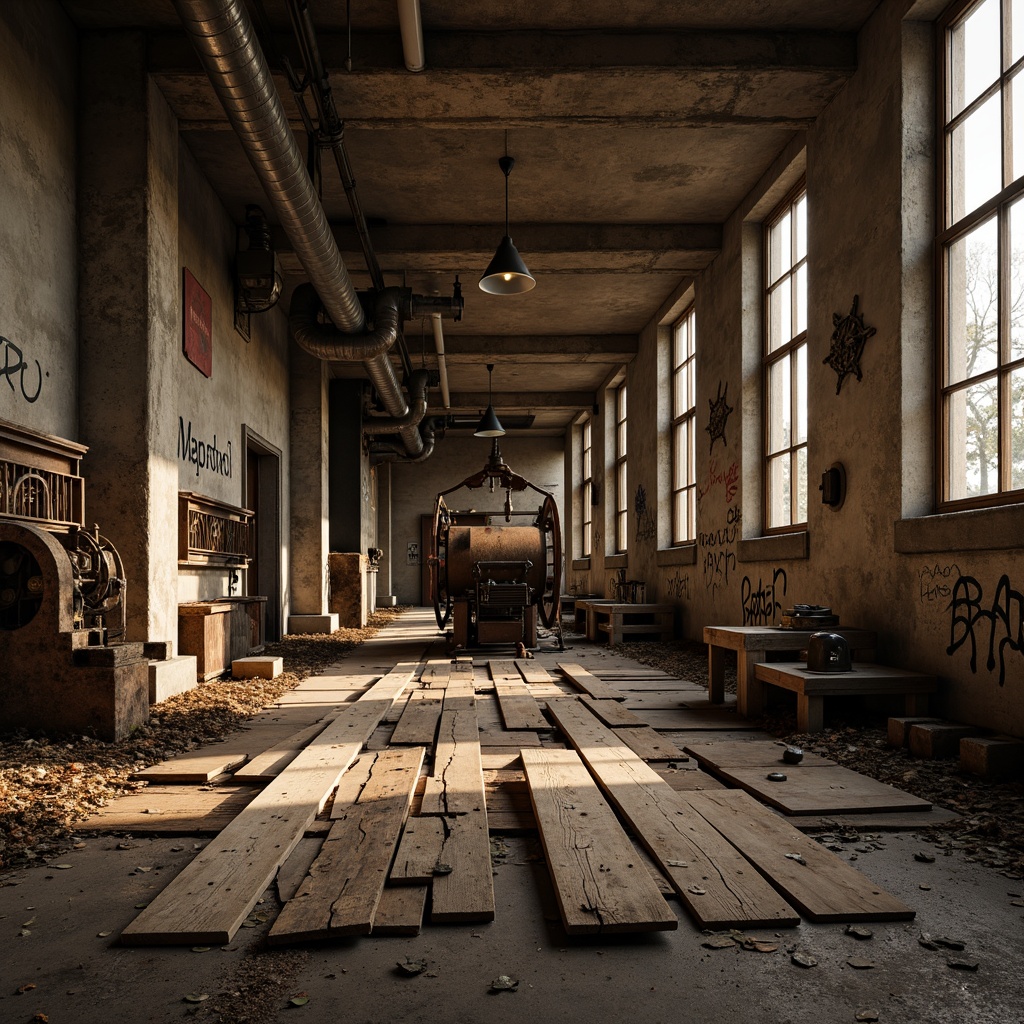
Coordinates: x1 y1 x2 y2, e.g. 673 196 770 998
183 268 212 378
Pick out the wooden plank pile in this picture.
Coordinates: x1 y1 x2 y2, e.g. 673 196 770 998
116 655 922 949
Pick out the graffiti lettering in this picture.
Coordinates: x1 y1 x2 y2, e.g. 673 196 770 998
947 574 1024 686
697 456 740 505
919 563 960 604
634 483 656 542
700 505 740 593
741 567 788 626
0 335 43 404
665 572 692 601
177 416 233 479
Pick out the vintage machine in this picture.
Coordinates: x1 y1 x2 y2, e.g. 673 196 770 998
429 440 561 650
0 420 148 740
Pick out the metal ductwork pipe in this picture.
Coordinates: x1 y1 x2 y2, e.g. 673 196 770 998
175 0 427 457
397 0 425 72
371 418 438 463
365 368 431 434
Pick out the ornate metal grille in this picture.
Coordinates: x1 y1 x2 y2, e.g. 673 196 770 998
179 491 252 566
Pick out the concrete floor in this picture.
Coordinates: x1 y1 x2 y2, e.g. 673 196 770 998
2 608 1023 1024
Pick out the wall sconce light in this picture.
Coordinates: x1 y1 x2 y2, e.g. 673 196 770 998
820 462 846 508
474 363 505 437
479 148 535 295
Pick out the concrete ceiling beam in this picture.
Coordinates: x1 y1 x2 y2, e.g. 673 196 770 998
437 336 638 363
440 391 596 410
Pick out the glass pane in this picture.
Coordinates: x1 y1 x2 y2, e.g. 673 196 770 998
619 384 627 420
794 194 807 262
618 461 627 512
1012 366 1024 489
687 486 696 542
1012 68 1024 185
769 210 792 284
767 454 791 530
949 92 1002 221
946 216 999 383
1014 0 1024 66
795 343 808 444
686 357 695 410
1012 197 1024 360
768 278 792 352
947 377 1000 498
795 445 808 524
768 355 792 453
794 262 808 337
949 0 1000 118
672 423 683 491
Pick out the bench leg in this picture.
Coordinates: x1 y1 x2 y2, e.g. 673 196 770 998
797 694 824 733
708 645 725 704
905 693 929 715
736 651 766 718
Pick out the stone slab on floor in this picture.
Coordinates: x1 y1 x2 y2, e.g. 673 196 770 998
960 735 1024 778
149 655 199 703
232 656 283 680
287 614 339 634
888 716 943 748
908 722 979 759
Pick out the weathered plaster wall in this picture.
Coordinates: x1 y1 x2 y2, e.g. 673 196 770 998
0 3 77 438
565 0 1024 736
389 435 565 606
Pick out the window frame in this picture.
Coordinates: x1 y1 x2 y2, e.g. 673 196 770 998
762 183 809 533
670 306 697 544
936 0 1024 510
614 381 628 553
580 417 593 558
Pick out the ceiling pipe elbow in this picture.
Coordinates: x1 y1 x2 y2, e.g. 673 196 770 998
370 419 437 463
365 368 431 434
290 283 406 362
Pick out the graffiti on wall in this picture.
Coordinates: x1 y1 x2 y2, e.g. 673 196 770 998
697 456 739 506
634 483 656 542
665 571 692 601
741 567 788 626
1 335 45 404
705 381 734 451
699 504 740 594
946 573 1024 686
919 563 961 604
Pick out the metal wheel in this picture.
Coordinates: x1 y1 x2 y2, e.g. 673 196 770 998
431 499 453 630
537 494 561 629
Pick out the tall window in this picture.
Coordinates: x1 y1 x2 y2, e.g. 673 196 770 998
764 187 808 530
671 307 697 543
939 0 1024 506
614 382 628 552
580 418 593 557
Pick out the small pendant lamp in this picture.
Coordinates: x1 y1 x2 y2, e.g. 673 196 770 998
474 363 505 437
479 153 536 295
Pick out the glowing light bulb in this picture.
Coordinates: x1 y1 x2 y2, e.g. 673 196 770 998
503 272 512 281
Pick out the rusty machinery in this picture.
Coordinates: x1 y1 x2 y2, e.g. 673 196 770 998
429 440 562 650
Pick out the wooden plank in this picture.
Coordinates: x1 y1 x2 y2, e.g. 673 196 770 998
428 808 496 923
420 659 452 688
390 690 443 745
133 751 249 785
656 768 728 792
268 747 426 943
276 837 324 903
714 765 933 816
545 698 799 929
494 681 549 730
615 726 689 763
557 662 627 700
120 665 415 946
579 696 649 728
789 807 961 830
372 886 428 935
610 678 705 692
390 817 447 884
679 789 915 922
420 699 485 816
515 659 553 685
479 730 542 748
76 784 257 833
623 691 704 710
330 755 378 817
522 748 677 934
631 708 761 731
684 740 836 769
232 712 343 783
488 659 519 679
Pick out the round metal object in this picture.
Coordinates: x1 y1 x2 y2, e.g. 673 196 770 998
538 494 561 629
766 772 788 782
806 631 851 672
445 525 545 594
782 746 804 765
431 503 452 630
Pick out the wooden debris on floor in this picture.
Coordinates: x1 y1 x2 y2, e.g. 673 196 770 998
120 664 417 946
390 690 443 745
489 660 550 730
77 783 258 833
522 747 678 934
557 662 627 701
268 747 426 943
232 711 343 783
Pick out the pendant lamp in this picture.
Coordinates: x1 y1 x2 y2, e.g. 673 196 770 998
479 154 536 295
474 363 505 437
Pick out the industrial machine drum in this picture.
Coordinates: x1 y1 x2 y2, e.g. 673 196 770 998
445 526 545 594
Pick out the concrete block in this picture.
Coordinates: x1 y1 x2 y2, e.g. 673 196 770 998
960 735 1024 778
908 722 978 759
149 656 199 703
888 716 943 748
287 614 339 635
232 656 283 680
144 640 174 661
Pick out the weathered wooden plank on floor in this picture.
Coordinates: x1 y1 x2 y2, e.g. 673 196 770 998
420 659 452 688
390 690 443 745
557 662 627 701
330 755 378 817
614 727 689 763
623 691 703 710
232 712 343 783
268 747 426 943
133 751 249 785
420 697 485 816
429 808 495 923
491 670 549 730
611 678 706 693
683 740 836 769
276 837 324 903
679 789 915 922
522 748 677 934
390 817 447 884
373 885 428 935
656 767 728 792
545 698 799 930
77 784 257 833
579 696 649 728
119 665 416 946
515 659 553 685
632 708 760 731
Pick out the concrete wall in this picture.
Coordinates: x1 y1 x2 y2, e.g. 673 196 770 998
0 3 78 439
566 0 1024 737
388 435 565 606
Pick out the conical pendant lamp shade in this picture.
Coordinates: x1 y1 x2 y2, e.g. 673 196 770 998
474 404 505 437
479 235 536 295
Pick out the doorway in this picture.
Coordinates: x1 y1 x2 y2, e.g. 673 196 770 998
242 426 282 641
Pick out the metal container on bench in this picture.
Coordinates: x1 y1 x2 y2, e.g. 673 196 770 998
806 631 851 672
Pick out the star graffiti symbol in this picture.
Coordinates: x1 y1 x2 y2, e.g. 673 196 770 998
705 380 734 452
824 294 877 395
